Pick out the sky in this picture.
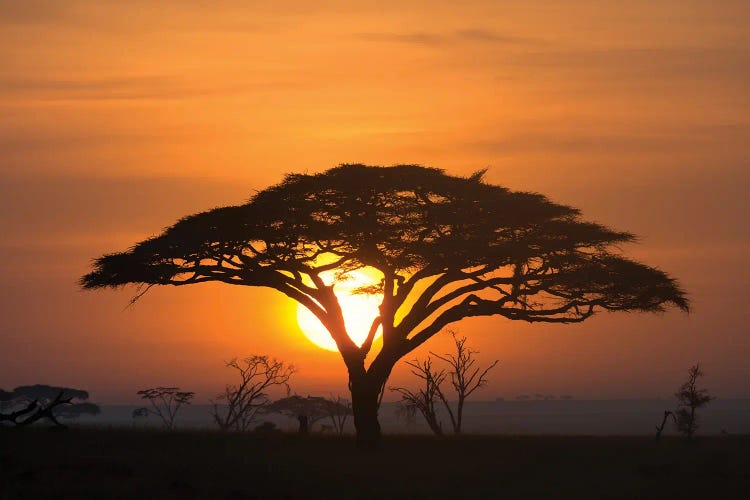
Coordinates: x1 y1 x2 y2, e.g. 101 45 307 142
1 0 749 404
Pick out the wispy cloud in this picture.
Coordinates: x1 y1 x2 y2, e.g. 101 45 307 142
455 29 537 45
505 47 750 82
0 174 252 245
354 29 538 46
0 75 301 101
470 122 750 156
0 0 74 26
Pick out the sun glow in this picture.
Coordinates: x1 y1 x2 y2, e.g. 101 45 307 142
296 269 383 352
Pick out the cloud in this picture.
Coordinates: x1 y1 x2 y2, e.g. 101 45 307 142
455 29 537 45
354 29 538 46
0 75 297 102
503 47 750 83
0 125 190 162
0 0 75 26
470 122 750 158
0 174 254 251
354 32 447 46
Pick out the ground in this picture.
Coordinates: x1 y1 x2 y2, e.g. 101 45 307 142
1 428 748 499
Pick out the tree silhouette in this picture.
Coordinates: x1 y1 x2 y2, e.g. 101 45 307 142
82 164 688 448
210 355 295 432
391 332 496 436
137 387 194 429
390 358 447 436
432 330 498 435
266 395 331 434
0 385 99 428
674 363 714 439
324 395 352 435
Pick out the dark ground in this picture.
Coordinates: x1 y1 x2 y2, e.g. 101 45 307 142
1 428 748 499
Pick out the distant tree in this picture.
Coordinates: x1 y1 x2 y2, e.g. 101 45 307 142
432 330 498 435
674 364 714 439
391 333 497 435
82 164 689 448
323 395 353 435
390 358 446 436
132 406 150 426
266 395 331 434
137 387 194 429
210 356 295 432
254 420 281 435
0 385 99 428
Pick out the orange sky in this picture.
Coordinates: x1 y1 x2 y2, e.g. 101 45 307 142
1 0 749 404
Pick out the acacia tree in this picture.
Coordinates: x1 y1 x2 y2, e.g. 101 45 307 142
82 164 688 448
324 395 352 435
0 385 99 428
136 387 194 429
266 395 331 433
211 356 295 432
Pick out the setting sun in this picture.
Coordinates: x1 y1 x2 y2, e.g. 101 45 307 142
296 269 383 352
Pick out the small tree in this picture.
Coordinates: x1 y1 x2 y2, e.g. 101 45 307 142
432 330 498 435
674 363 714 439
390 358 446 436
132 406 149 426
0 385 99 429
210 356 295 432
324 395 352 435
267 395 331 434
137 387 194 429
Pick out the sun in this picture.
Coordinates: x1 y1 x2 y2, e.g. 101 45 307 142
296 269 383 352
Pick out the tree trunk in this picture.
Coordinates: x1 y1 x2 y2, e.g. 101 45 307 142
456 396 465 435
655 410 674 440
688 406 696 439
350 376 383 449
424 412 443 436
297 414 309 435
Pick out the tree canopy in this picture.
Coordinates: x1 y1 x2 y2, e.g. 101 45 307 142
82 164 688 446
0 384 99 427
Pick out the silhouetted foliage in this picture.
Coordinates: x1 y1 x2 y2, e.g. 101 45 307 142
131 406 149 426
0 385 99 428
266 395 347 434
253 420 281 435
82 164 688 447
324 395 352 435
674 364 714 439
210 355 295 432
136 387 194 429
391 358 446 436
432 330 498 434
